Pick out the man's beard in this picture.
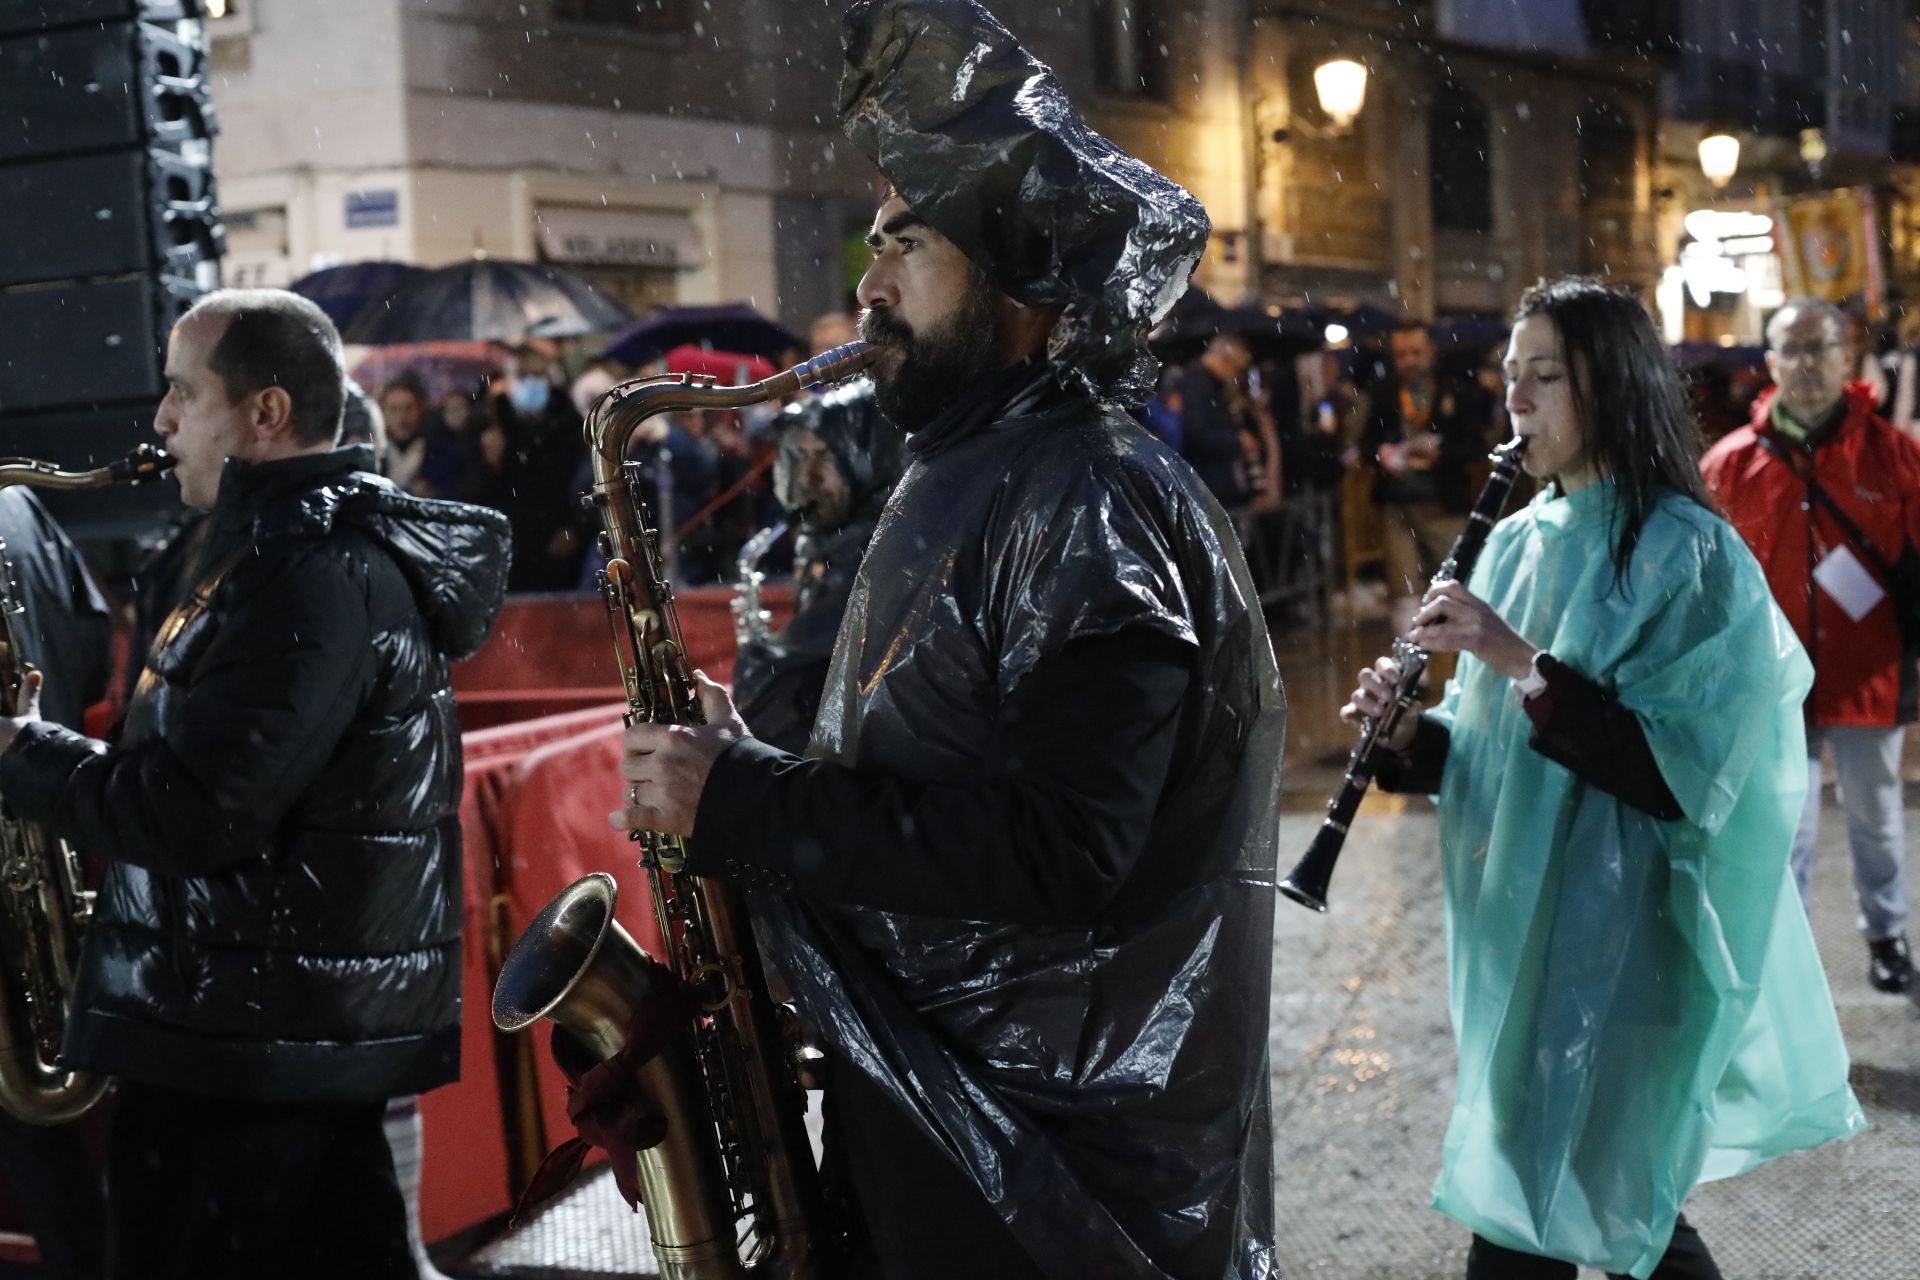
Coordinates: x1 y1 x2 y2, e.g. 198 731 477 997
858 277 1003 433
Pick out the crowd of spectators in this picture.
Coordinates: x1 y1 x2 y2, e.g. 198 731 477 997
350 325 834 594
1142 295 1920 627
358 298 1920 613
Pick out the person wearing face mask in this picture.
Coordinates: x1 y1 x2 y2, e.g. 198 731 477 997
495 343 588 592
1344 278 1861 1279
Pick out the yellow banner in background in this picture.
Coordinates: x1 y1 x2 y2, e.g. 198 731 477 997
1777 189 1886 317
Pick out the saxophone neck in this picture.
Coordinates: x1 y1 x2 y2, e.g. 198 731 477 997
0 445 175 492
586 342 877 489
736 521 790 584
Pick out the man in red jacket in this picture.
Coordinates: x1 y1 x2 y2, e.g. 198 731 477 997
1702 297 1918 993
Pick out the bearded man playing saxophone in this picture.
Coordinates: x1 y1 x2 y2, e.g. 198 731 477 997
609 3 1285 1278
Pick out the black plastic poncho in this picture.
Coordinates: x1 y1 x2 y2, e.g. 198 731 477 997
839 0 1211 408
698 375 1285 1277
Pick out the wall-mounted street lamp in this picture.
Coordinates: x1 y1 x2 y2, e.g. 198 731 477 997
1798 127 1829 182
1698 133 1741 189
1271 58 1371 145
1313 59 1370 133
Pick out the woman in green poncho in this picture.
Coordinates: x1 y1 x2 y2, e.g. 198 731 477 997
1343 278 1863 1280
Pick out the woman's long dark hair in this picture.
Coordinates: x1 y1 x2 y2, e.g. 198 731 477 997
1512 277 1714 589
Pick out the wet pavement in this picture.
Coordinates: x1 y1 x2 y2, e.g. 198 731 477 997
454 609 1920 1278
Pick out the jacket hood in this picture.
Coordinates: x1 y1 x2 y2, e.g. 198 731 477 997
838 0 1209 409
776 381 905 528
220 448 511 660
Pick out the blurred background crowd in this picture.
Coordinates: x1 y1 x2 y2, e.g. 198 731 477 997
342 285 1920 637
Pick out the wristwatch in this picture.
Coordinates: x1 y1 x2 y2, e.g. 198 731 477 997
1512 650 1554 701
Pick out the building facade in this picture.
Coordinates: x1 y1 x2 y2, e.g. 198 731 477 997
217 0 1920 343
1246 0 1662 321
207 0 883 327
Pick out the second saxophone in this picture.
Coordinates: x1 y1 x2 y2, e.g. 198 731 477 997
0 444 173 1123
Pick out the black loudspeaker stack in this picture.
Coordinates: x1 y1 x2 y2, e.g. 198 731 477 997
0 1 224 540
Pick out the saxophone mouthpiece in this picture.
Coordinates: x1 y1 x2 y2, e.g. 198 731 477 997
795 340 877 392
110 445 176 484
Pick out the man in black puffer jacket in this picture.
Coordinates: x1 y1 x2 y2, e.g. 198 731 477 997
0 289 510 1280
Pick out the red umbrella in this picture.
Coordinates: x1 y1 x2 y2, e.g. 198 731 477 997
350 341 505 402
662 345 776 385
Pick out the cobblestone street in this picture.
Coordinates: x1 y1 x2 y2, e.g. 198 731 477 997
1272 622 1920 1280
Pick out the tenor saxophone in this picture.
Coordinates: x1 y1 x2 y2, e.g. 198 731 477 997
492 345 875 1278
0 444 174 1123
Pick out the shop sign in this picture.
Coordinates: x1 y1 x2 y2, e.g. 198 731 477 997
537 206 702 267
346 189 400 229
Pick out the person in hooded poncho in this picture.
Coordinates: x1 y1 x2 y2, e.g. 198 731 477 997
613 3 1283 1278
733 381 904 754
1345 278 1863 1280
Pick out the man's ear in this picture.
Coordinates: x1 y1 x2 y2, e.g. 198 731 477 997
251 385 297 444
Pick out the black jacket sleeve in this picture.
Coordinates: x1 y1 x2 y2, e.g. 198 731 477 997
1371 659 1681 822
0 546 379 876
1372 713 1450 795
1523 657 1684 821
688 627 1192 927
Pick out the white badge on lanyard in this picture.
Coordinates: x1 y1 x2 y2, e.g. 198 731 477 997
1812 544 1887 622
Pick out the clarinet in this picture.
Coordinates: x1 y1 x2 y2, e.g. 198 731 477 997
1279 436 1528 912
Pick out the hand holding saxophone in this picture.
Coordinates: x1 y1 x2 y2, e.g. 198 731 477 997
0 670 44 756
611 670 749 837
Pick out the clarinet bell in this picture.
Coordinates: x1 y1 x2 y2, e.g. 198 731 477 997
1277 823 1339 912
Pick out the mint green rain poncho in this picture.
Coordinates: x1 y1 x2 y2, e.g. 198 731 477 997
1425 479 1865 1277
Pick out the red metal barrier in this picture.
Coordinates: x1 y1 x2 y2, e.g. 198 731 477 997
452 585 794 698
418 702 631 1243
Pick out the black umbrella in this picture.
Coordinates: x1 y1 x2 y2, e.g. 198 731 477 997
1303 303 1403 338
602 303 802 367
1431 313 1510 350
342 258 632 345
289 261 425 332
1150 300 1322 362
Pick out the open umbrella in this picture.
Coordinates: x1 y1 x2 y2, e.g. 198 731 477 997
663 345 778 384
349 340 504 402
602 304 801 367
343 259 632 345
1303 303 1404 338
1432 313 1510 351
1150 300 1321 362
289 261 426 332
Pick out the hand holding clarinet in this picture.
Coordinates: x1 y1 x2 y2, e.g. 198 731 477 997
1282 437 1529 912
1341 582 1539 735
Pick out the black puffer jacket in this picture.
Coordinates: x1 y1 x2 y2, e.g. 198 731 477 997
0 447 510 1102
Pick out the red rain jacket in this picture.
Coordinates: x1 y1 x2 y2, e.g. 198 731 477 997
1702 382 1920 726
